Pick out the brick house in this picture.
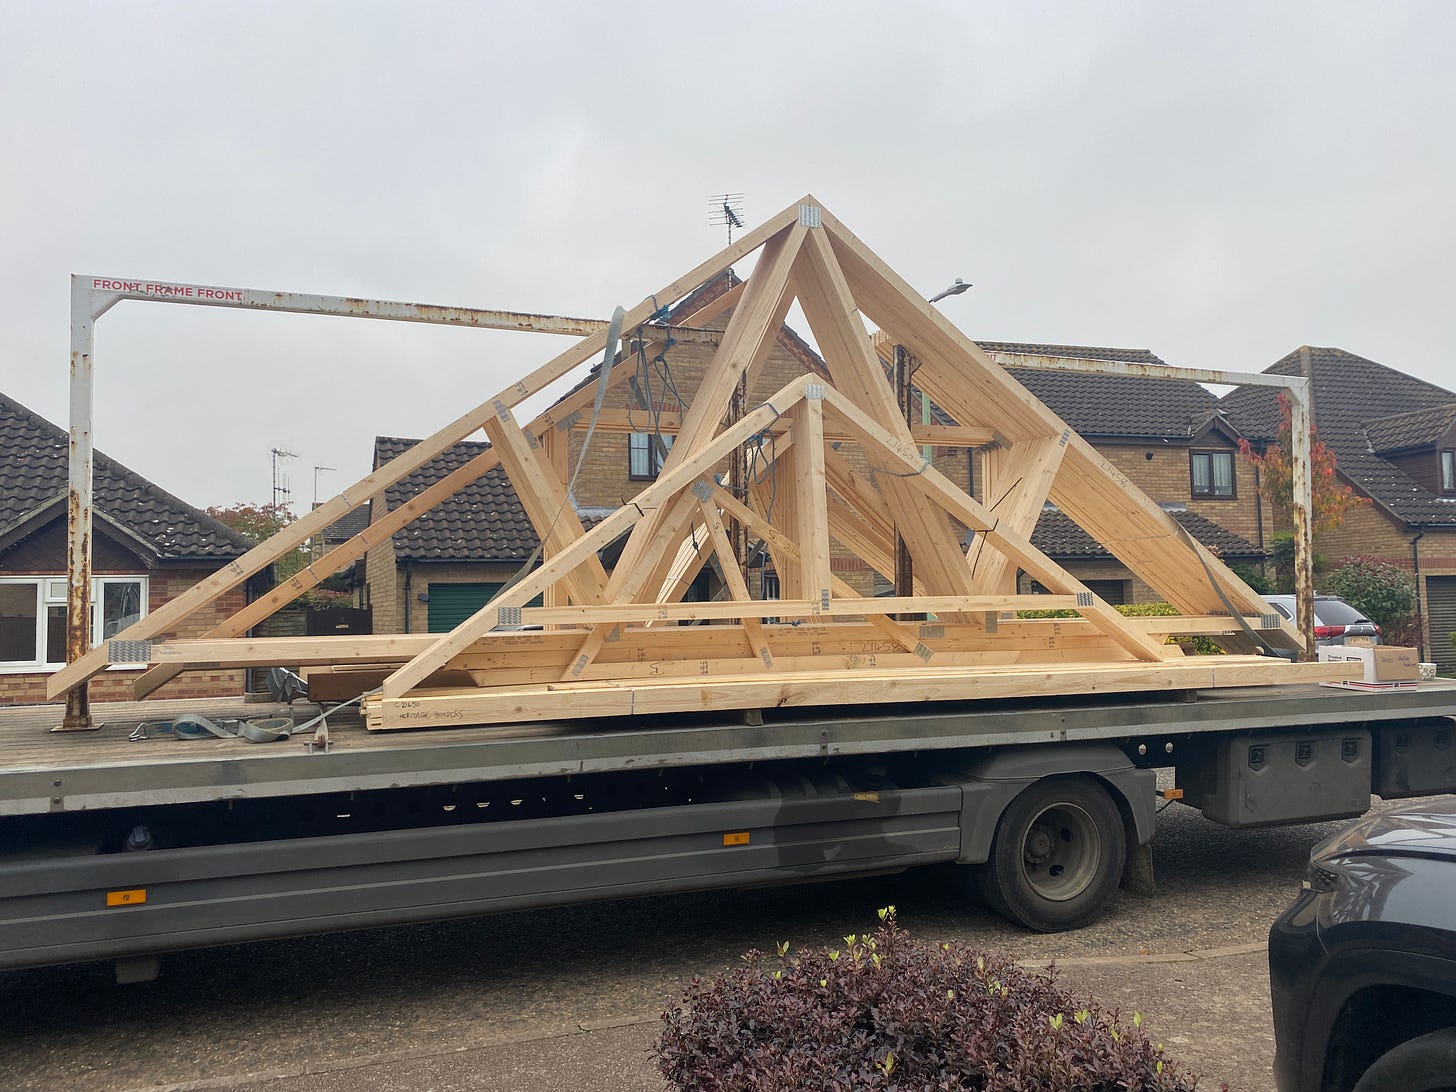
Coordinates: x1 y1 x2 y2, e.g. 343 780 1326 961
0 392 257 704
359 277 1263 622
361 273 820 629
981 344 1265 603
1221 346 1456 672
362 436 551 634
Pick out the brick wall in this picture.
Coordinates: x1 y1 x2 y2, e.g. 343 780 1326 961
566 335 812 510
364 495 402 635
1317 500 1456 658
1096 441 1260 543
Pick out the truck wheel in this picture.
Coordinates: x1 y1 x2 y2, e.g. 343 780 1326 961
977 776 1125 932
1351 1027 1456 1092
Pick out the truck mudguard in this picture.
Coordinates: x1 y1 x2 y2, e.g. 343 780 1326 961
945 744 1157 864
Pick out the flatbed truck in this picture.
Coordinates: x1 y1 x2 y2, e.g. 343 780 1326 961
4 682 1456 983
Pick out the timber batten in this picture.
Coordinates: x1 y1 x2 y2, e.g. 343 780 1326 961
66 196 1354 727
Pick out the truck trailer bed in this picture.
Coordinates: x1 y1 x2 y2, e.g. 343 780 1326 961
5 682 1455 818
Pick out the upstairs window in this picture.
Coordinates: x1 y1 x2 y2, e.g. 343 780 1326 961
1442 450 1455 493
629 432 673 480
1191 451 1235 498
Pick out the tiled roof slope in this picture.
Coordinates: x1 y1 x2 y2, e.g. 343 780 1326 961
1220 347 1456 526
321 505 371 543
375 436 541 562
1364 403 1456 454
975 342 1223 440
0 391 252 560
1031 506 1263 560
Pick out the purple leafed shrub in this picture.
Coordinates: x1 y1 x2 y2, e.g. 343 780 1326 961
656 909 1203 1091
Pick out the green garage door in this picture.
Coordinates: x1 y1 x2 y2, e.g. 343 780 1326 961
1426 576 1456 678
427 583 542 633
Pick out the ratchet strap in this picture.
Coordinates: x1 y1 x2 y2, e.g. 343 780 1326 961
1171 520 1292 661
129 713 295 743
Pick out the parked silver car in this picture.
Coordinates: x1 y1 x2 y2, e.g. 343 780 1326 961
1262 594 1381 646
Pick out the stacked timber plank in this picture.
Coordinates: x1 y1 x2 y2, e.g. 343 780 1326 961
51 196 1358 729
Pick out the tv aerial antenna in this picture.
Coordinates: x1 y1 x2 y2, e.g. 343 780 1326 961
709 193 746 244
270 448 298 510
313 464 336 507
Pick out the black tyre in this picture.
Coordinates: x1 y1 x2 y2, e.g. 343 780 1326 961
977 776 1125 932
1352 1027 1456 1092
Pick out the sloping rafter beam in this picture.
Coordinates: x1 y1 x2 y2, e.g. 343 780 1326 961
608 221 808 588
817 204 1291 650
51 200 808 700
481 400 609 607
792 223 981 606
381 375 817 697
130 281 759 698
817 384 1171 663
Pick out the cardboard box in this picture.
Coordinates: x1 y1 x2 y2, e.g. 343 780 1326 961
1318 645 1420 684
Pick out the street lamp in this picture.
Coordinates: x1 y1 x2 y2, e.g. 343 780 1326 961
928 277 971 304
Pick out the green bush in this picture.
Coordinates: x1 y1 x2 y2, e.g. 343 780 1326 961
1268 532 1329 593
656 909 1200 1091
1326 556 1416 634
1228 563 1273 596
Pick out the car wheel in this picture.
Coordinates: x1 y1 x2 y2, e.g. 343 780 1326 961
976 776 1125 932
1352 1027 1456 1092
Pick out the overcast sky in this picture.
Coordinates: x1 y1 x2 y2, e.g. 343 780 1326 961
3 1 1453 513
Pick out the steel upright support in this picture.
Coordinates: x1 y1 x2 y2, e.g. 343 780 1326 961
59 277 116 730
1288 374 1316 662
893 345 916 613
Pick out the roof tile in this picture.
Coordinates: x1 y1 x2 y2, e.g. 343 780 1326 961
977 341 1220 439
1220 347 1456 526
375 436 541 562
0 391 252 560
1030 506 1263 560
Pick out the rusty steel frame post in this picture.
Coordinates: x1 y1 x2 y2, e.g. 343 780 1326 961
59 277 123 729
726 372 749 572
1288 379 1316 661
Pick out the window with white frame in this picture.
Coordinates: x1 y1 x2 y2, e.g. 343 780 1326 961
0 576 147 670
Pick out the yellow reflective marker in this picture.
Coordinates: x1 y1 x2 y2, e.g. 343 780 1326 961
723 832 750 846
106 889 147 907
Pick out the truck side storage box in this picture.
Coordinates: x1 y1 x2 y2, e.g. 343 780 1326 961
1374 718 1456 799
1181 729 1372 828
1317 645 1420 684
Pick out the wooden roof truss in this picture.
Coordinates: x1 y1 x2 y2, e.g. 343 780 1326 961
51 196 1352 728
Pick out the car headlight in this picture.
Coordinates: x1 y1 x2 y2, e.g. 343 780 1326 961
1303 862 1340 893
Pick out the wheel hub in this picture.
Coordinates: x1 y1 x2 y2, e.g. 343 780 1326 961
1018 802 1101 902
1025 826 1054 863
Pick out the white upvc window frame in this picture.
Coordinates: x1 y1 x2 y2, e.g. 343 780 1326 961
0 574 148 672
